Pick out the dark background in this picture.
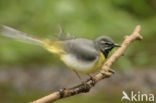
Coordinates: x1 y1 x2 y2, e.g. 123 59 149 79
0 0 155 103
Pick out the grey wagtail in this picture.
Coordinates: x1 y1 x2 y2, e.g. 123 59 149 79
0 25 120 82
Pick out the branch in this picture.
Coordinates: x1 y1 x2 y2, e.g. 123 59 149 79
31 25 143 103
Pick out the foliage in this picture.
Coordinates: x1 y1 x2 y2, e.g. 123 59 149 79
0 0 155 69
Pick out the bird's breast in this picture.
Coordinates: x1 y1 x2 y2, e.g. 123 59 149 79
60 54 99 73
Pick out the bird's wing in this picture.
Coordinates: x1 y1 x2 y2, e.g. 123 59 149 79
64 39 99 62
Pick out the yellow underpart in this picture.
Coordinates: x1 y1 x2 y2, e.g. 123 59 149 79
42 39 65 55
86 52 105 74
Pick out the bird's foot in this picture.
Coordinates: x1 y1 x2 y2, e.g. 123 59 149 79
59 88 66 98
101 69 115 77
88 74 96 86
81 82 90 92
108 69 115 74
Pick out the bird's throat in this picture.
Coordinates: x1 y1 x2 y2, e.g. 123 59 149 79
103 50 110 58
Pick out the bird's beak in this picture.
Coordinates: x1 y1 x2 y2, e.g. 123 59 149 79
113 44 121 47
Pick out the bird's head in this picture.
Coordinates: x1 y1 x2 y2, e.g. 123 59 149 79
95 36 120 58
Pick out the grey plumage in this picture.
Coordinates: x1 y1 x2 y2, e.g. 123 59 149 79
63 36 119 62
0 25 120 74
64 38 99 62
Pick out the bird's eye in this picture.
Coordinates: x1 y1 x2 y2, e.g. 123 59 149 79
100 41 113 46
105 42 111 45
105 42 113 46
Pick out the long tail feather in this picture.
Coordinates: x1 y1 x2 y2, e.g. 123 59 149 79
0 25 43 45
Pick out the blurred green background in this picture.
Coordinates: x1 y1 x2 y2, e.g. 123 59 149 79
0 0 155 103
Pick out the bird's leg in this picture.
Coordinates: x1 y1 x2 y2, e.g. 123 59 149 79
72 70 90 89
88 74 96 86
72 70 84 84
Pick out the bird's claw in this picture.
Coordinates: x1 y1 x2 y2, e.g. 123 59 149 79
101 69 115 77
59 88 66 98
108 69 115 74
89 76 96 86
82 82 90 92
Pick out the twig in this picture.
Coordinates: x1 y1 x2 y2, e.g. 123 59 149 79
31 25 143 103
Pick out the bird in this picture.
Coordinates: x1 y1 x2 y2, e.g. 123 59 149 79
0 25 120 83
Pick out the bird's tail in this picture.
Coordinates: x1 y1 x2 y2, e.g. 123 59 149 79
0 25 43 45
0 25 65 55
